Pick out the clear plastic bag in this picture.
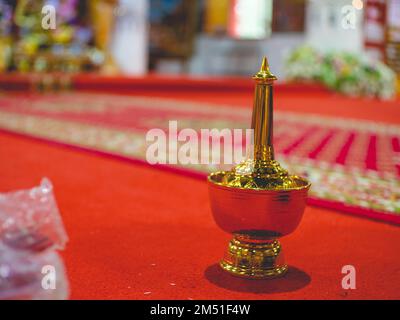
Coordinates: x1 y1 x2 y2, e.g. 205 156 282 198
0 178 69 299
0 243 69 300
0 178 68 252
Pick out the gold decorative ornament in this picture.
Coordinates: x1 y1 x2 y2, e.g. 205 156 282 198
208 57 311 279
89 0 119 74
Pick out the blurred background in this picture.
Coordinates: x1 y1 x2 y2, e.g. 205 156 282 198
0 0 399 98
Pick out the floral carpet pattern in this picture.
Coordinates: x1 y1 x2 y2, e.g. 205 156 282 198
0 92 399 224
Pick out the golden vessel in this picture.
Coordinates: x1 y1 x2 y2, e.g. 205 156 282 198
208 57 310 279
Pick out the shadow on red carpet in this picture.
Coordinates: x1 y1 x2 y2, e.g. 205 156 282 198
204 264 311 294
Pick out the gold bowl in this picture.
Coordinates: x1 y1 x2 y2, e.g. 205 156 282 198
208 172 310 279
208 172 310 237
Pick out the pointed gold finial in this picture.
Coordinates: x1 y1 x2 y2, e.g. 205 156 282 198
251 56 276 163
253 56 277 83
260 56 268 71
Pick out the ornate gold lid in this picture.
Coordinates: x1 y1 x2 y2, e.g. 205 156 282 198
209 57 309 191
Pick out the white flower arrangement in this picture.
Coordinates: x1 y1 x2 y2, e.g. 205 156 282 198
285 46 397 100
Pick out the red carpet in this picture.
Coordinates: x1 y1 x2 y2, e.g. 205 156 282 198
0 88 399 223
0 79 399 299
1 131 399 299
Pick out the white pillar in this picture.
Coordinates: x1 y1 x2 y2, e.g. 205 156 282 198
305 0 364 53
111 0 149 75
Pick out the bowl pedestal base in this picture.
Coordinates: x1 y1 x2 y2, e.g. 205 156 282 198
220 235 288 279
